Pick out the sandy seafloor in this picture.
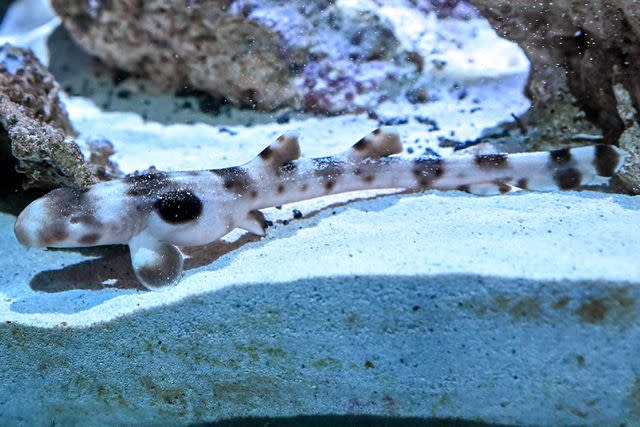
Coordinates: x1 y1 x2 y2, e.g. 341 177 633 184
2 3 640 426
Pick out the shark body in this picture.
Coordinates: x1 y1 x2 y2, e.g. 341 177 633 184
14 129 625 289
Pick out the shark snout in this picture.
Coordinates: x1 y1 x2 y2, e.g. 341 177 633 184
14 198 48 247
14 194 85 248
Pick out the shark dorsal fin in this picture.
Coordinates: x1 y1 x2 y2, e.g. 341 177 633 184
252 131 301 169
347 128 402 161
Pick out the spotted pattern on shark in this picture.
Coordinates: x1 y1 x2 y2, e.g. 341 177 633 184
14 128 626 290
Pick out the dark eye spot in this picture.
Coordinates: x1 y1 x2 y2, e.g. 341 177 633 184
155 188 203 224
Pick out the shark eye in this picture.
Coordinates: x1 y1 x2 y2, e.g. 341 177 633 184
154 188 203 224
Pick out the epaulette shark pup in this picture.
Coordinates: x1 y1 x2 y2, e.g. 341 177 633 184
14 128 625 290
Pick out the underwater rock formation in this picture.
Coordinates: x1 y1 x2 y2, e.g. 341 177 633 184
613 84 640 193
0 43 96 190
470 0 639 142
467 0 640 192
51 0 422 113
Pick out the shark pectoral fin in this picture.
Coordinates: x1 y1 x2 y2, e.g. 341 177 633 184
129 232 184 290
237 210 267 236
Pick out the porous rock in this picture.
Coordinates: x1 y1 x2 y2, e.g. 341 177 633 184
612 83 640 194
464 0 640 192
51 0 422 113
470 0 639 142
0 43 94 189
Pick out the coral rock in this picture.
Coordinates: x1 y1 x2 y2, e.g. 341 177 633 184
469 0 640 143
0 43 95 190
51 0 421 113
466 0 640 192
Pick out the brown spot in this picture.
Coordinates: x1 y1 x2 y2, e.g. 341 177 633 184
553 296 571 310
576 299 607 323
354 131 402 158
263 134 301 171
325 180 336 191
574 289 635 325
301 184 308 192
516 178 528 190
250 190 258 199
495 180 511 194
45 187 92 218
277 184 285 194
38 223 69 246
593 144 620 177
280 162 297 174
549 148 572 165
70 214 102 227
78 233 101 245
313 157 345 184
413 158 444 187
494 295 510 310
508 297 541 319
475 154 509 169
353 138 368 151
259 146 272 159
125 171 171 197
363 175 374 183
212 166 254 194
553 168 582 190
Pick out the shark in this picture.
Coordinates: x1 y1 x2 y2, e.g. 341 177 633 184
13 128 625 290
